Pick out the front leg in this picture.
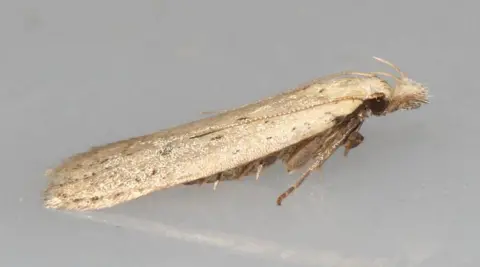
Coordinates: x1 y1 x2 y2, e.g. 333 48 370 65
343 131 364 157
277 117 363 205
282 136 324 173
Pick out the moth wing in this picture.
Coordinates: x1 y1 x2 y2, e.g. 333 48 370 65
45 77 368 210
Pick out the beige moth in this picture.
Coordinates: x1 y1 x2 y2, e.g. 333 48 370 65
44 57 429 211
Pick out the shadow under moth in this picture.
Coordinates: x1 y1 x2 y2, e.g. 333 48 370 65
44 57 429 211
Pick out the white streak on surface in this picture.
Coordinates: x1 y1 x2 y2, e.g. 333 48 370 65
62 211 409 267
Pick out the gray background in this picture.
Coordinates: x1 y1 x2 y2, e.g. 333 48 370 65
1 0 478 266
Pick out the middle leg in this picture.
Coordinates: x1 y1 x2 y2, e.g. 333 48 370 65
276 116 364 205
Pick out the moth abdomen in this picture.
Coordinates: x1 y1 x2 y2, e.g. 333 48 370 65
182 132 336 188
183 154 280 186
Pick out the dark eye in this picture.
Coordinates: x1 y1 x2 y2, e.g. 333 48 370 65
365 94 388 115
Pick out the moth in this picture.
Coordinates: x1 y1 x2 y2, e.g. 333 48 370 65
44 57 429 211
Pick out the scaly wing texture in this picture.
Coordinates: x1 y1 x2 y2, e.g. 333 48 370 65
44 75 387 210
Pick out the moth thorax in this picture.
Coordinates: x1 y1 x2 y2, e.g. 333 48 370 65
364 92 388 116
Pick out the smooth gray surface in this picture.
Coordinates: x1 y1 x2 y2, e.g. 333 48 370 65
1 1 478 266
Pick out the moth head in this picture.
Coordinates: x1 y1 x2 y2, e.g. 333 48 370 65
370 57 429 115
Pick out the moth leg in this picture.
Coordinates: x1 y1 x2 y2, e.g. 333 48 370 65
343 131 364 157
237 162 265 181
237 163 257 179
276 149 333 206
239 155 277 181
255 164 263 180
213 180 219 190
284 136 324 173
343 113 366 157
276 117 363 206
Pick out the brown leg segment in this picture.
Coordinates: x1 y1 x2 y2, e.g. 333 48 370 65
284 136 325 173
276 116 364 206
343 131 364 157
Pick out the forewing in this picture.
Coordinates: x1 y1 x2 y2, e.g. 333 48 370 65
45 77 367 210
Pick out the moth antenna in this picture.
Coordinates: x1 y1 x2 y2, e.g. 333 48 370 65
347 71 377 78
372 57 406 79
368 72 402 83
